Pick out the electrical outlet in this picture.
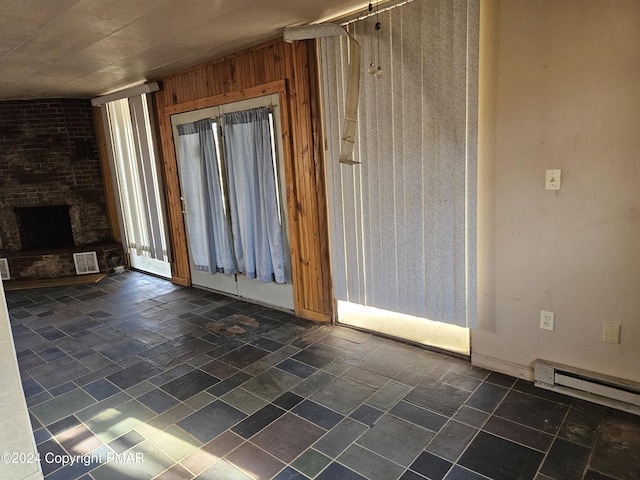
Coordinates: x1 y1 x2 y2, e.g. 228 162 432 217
540 310 555 331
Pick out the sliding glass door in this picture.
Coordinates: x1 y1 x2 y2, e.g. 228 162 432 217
319 0 478 354
171 94 294 310
105 94 171 278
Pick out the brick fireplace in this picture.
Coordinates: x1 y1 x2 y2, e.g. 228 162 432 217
0 98 122 280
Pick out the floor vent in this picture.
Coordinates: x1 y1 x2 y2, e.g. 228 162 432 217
0 258 9 280
535 360 640 416
73 252 100 275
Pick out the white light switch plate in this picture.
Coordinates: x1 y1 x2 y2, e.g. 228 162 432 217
546 169 561 190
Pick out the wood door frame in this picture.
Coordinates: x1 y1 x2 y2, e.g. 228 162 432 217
170 91 295 310
157 80 304 313
155 40 332 323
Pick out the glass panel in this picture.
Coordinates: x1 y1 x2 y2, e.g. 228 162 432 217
106 96 170 278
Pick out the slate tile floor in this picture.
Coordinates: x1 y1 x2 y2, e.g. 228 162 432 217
6 271 640 480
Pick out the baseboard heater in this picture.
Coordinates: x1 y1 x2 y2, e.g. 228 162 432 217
534 360 640 416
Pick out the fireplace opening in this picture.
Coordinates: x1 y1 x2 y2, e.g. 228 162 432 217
15 205 75 251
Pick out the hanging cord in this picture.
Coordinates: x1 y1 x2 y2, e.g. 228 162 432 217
367 1 383 78
368 3 377 74
340 0 414 26
374 1 383 78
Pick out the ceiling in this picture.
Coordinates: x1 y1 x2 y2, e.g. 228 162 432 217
0 0 371 101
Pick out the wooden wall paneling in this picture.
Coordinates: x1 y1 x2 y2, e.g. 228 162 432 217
195 67 208 97
306 40 333 318
182 75 195 103
172 77 182 105
275 83 303 319
162 81 285 117
234 57 242 91
240 53 250 86
171 82 180 106
304 40 330 317
225 58 238 93
253 50 266 86
185 74 198 102
165 80 174 105
204 65 217 100
154 39 332 321
264 44 275 82
283 43 309 311
175 77 186 104
285 40 328 319
236 57 243 87
274 42 287 81
213 62 226 97
241 53 250 86
298 44 321 314
253 51 263 84
154 88 190 286
162 77 175 108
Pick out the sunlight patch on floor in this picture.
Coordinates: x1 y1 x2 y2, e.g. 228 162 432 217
336 300 470 356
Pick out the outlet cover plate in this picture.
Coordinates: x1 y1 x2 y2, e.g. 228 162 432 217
540 310 555 331
603 323 621 344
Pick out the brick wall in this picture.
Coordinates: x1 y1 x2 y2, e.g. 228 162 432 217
0 98 110 251
2 243 123 280
0 98 117 279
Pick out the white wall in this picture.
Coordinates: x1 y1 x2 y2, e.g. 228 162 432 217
473 0 640 382
0 280 43 480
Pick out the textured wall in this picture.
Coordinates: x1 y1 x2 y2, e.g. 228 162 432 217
474 0 640 382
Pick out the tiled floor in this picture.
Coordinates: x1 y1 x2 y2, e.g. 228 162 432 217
6 271 640 480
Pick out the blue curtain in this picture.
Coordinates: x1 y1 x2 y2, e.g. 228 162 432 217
176 119 236 274
221 107 287 284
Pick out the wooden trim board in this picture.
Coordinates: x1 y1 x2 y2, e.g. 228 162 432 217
3 273 107 291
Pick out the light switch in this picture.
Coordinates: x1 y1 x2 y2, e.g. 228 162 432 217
546 169 561 190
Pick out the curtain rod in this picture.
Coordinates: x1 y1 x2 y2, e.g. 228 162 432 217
339 0 415 26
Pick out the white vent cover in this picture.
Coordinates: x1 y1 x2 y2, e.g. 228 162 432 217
535 360 640 416
0 258 9 280
73 252 100 275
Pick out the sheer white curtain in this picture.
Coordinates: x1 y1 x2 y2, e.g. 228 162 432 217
221 107 287 284
176 119 236 274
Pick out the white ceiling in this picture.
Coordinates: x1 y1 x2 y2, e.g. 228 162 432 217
0 0 371 100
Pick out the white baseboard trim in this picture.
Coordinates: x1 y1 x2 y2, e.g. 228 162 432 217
471 352 534 381
21 469 44 480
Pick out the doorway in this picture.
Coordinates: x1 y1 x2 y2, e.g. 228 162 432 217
105 94 171 278
318 1 478 355
171 94 294 311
